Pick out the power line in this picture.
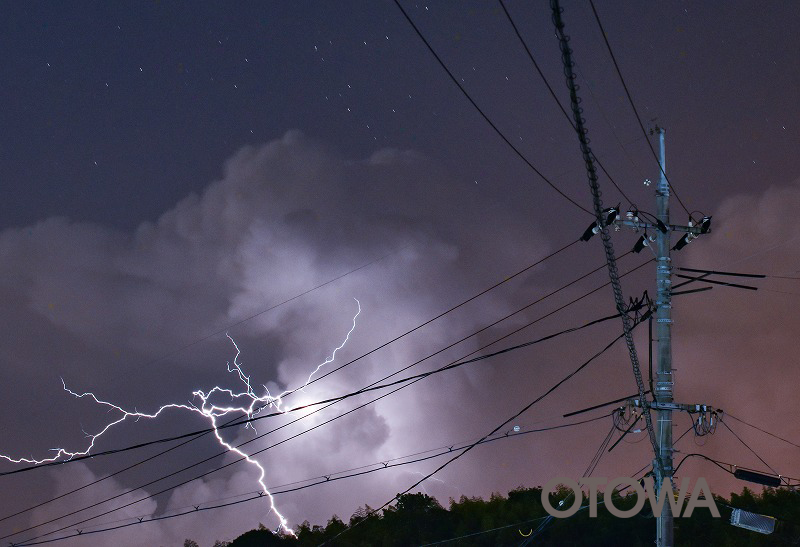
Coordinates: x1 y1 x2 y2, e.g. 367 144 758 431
496 0 637 208
0 239 580 481
10 414 610 547
520 418 621 545
0 430 205 525
563 391 650 418
672 453 800 485
678 266 800 288
425 484 645 547
229 417 616 498
6 257 637 541
576 66 649 184
673 273 758 291
27 253 642 541
0 301 630 527
425 423 697 547
280 239 580 396
14 249 638 542
6 259 650 543
10 493 265 547
762 288 800 298
676 267 766 279
392 0 592 215
321 319 645 545
624 424 695 483
705 233 800 273
585 424 617 477
419 515 550 546
427 499 625 546
586 0 692 217
268 413 613 494
140 245 406 370
719 417 785 483
551 0 659 473
725 413 800 450
0 246 418 526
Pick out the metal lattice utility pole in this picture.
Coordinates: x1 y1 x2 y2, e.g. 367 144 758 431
654 126 674 547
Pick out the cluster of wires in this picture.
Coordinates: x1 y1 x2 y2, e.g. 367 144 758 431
1 0 718 543
690 409 720 438
586 424 618 477
550 0 660 471
673 453 800 489
2 251 654 547
624 290 654 321
613 404 641 434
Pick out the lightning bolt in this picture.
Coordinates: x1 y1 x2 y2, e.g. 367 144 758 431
409 471 446 496
0 298 362 536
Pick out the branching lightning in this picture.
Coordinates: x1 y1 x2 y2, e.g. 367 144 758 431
0 298 362 535
409 471 446 496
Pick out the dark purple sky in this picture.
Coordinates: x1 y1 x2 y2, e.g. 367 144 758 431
2 1 800 545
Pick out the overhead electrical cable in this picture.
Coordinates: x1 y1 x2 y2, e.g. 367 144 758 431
585 424 617 477
280 238 580 397
1 240 582 484
519 420 619 544
0 240 582 530
1 239 580 477
11 346 614 546
392 0 592 215
497 0 636 207
576 68 649 184
0 244 616 482
139 245 408 370
320 319 646 545
563 391 649 418
264 413 612 494
550 0 660 470
9 414 609 547
418 515 551 546
0 301 632 526
719 418 786 484
587 0 692 217
676 267 766 279
624 424 695 484
725 413 800 450
672 453 800 485
428 501 612 546
2 305 615 484
676 266 800 296
400 424 693 547
0 245 423 525
673 273 758 292
6 259 650 543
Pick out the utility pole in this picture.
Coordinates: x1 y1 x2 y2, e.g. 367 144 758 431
550 4 714 540
600 126 714 547
654 126 674 547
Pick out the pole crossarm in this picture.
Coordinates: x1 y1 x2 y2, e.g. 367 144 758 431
612 219 708 235
628 399 722 415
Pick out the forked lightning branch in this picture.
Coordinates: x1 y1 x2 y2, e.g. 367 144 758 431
0 299 362 535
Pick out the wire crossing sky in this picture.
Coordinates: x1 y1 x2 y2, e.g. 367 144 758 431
1 2 799 545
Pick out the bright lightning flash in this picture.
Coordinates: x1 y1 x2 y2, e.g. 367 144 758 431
409 471 446 496
0 298 362 536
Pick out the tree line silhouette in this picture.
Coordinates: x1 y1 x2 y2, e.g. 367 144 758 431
185 484 800 546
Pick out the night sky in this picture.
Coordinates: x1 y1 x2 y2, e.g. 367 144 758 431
2 1 800 545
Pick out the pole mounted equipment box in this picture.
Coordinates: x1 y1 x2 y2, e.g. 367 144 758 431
730 508 776 535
